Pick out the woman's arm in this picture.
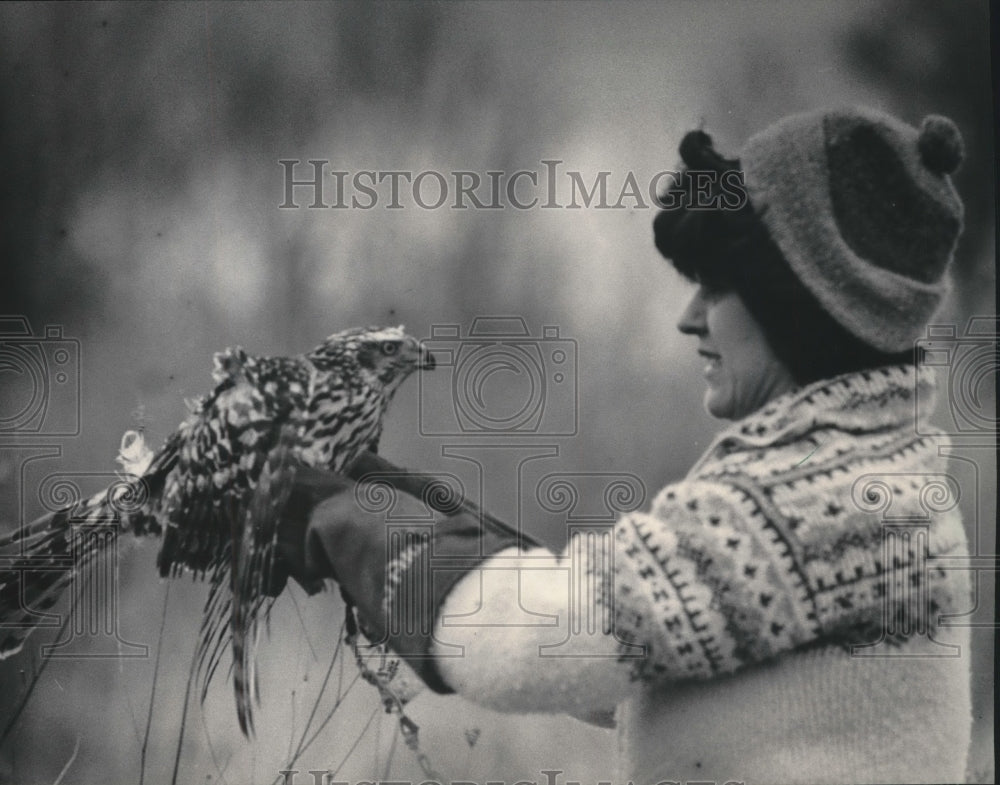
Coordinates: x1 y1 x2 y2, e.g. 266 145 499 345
276 455 637 718
430 546 637 719
283 458 966 721
279 465 760 717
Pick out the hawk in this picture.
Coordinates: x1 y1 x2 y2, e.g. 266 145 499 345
0 325 434 735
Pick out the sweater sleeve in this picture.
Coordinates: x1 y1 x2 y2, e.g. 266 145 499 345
431 546 638 718
430 479 826 714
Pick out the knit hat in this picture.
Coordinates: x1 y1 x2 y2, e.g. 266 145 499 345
740 106 964 353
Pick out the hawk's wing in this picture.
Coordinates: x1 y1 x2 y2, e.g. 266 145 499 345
155 348 312 579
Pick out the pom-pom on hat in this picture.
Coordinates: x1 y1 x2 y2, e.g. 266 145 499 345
740 106 964 353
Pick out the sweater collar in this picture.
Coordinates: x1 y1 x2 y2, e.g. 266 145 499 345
694 364 935 462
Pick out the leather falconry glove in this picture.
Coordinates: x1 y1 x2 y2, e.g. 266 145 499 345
270 450 539 693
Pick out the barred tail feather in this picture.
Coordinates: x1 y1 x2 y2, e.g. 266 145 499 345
195 562 234 710
230 425 302 736
0 491 110 660
0 442 164 661
230 572 254 736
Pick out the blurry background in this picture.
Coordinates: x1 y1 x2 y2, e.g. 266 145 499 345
0 2 994 783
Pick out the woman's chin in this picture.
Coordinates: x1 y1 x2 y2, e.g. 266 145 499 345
703 388 735 420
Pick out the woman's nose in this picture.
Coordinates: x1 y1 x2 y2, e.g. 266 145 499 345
677 288 708 335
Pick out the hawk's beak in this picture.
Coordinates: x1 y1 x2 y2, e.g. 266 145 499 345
420 349 436 370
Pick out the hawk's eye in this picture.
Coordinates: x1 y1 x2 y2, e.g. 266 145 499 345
381 341 399 356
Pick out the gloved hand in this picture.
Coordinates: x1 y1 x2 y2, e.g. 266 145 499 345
267 450 539 694
266 451 429 597
264 465 351 597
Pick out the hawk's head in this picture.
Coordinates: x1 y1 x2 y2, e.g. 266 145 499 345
311 325 434 392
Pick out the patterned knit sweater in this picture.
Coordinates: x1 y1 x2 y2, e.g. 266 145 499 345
432 365 972 784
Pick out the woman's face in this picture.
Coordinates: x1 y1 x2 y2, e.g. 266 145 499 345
677 285 798 420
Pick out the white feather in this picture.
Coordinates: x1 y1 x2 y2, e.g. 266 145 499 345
116 430 154 476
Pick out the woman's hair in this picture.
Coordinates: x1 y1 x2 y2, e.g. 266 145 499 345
653 130 915 386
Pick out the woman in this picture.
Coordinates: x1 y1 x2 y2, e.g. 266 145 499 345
276 106 972 784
